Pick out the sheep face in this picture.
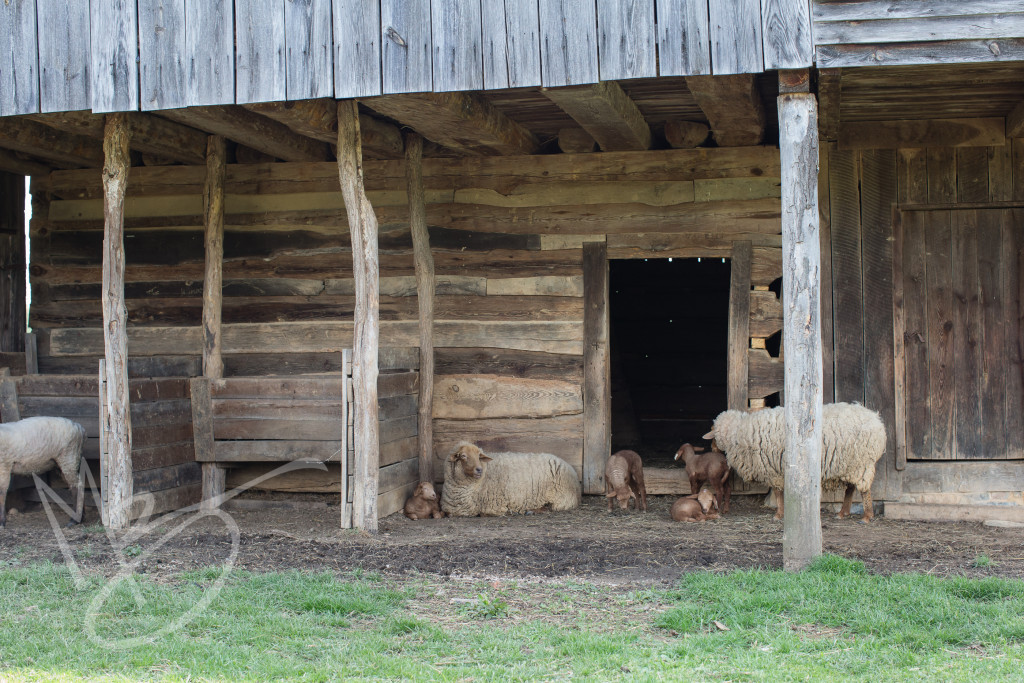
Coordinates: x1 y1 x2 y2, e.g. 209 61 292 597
695 484 718 514
605 486 635 510
414 482 437 500
449 442 493 481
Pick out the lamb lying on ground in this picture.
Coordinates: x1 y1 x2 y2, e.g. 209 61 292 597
675 442 731 514
604 449 647 512
441 442 581 517
670 485 720 522
702 402 886 522
404 481 444 520
0 416 87 529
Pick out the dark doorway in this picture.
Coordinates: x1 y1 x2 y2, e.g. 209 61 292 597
609 258 730 466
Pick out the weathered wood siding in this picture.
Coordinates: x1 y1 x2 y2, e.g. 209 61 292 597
815 1 1024 67
4 0 816 116
30 147 782 483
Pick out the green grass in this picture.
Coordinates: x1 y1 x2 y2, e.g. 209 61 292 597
0 556 1022 681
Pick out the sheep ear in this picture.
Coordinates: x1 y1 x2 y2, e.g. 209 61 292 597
479 453 493 462
701 430 714 440
685 493 698 499
449 449 465 462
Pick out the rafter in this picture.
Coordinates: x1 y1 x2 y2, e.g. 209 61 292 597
0 148 52 175
244 99 404 158
0 117 103 168
542 82 651 151
362 92 539 156
685 75 766 147
160 106 332 162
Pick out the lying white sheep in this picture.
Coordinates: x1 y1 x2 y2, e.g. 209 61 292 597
702 403 885 522
0 416 87 529
441 442 581 517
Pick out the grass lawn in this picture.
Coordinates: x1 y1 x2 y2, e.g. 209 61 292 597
1 555 1022 681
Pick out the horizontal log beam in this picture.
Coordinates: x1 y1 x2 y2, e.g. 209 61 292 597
838 117 1006 149
0 148 51 175
542 82 651 151
243 99 404 158
685 75 766 147
0 117 104 168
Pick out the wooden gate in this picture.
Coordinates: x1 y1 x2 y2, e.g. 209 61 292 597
896 208 1024 461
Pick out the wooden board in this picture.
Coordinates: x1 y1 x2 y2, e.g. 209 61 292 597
727 241 751 409
285 0 333 100
36 0 91 113
431 0 483 92
655 0 710 76
333 0 381 98
0 0 39 116
381 0 432 94
480 0 541 89
432 375 582 420
235 0 286 104
596 0 656 81
539 0 598 86
89 0 139 113
708 0 762 75
829 149 864 404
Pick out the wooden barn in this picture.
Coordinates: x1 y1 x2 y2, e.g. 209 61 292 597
1 1 1023 567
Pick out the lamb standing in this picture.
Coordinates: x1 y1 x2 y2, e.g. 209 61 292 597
674 443 731 513
0 416 87 529
404 481 444 520
604 449 647 512
702 403 886 522
441 442 581 517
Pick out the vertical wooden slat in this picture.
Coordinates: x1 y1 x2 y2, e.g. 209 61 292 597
481 0 542 89
405 132 434 484
761 0 813 70
286 0 333 100
185 0 234 106
977 209 1006 460
583 240 609 495
818 141 834 402
951 210 982 460
927 148 956 204
333 0 382 98
235 0 286 104
988 145 1012 202
891 211 907 470
101 113 133 530
480 0 511 90
24 332 37 374
957 147 990 203
190 377 221 511
727 241 752 410
1005 209 1024 459
381 0 432 94
655 0 710 76
860 149 899 499
902 211 931 461
779 92 821 570
0 0 39 116
829 149 864 404
432 0 484 92
90 0 140 113
37 0 91 113
337 101 380 531
138 0 186 110
597 0 657 81
708 0 763 75
897 148 928 205
340 349 352 527
925 210 953 459
202 136 226 379
539 0 599 86
0 368 20 423
98 360 109 524
0 173 25 354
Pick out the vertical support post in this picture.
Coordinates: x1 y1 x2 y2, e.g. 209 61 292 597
404 131 435 484
727 241 752 410
201 135 227 509
0 172 26 355
24 332 37 374
337 100 380 532
101 113 133 530
582 241 610 494
98 360 109 526
779 75 823 571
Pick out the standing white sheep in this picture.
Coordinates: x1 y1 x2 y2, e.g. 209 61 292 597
441 442 581 517
702 403 885 522
0 416 87 529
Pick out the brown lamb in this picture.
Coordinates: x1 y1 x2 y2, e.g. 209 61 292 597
404 482 444 520
604 449 648 512
674 442 732 514
670 485 720 522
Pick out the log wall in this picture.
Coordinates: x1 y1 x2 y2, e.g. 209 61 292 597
30 147 783 486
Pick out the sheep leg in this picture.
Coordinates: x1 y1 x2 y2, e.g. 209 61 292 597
605 481 613 512
860 490 874 523
0 462 11 529
631 480 647 513
721 474 732 514
838 484 856 519
713 480 727 515
58 457 85 526
773 487 784 520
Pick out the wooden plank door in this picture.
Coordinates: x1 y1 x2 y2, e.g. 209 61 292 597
896 208 1024 461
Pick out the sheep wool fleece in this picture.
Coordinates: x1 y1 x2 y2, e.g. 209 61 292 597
442 451 581 517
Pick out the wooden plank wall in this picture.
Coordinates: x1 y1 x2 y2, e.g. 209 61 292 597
814 1 1024 67
6 0 814 116
825 141 1024 499
31 147 783 488
1 172 26 353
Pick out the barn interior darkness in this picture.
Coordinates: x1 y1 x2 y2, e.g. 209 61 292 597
609 258 730 466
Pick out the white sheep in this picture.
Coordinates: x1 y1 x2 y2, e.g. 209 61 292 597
441 442 581 517
0 416 87 529
702 403 885 522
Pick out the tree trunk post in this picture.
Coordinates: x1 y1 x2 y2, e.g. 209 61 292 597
337 100 380 532
405 131 435 484
101 113 133 530
779 86 824 571
201 135 227 511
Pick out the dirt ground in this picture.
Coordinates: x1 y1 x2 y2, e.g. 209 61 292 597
2 493 1023 585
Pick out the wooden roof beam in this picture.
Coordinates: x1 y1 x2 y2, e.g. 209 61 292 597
685 75 766 147
0 148 52 175
542 82 652 151
159 106 332 162
0 117 104 168
362 92 539 156
243 99 404 158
